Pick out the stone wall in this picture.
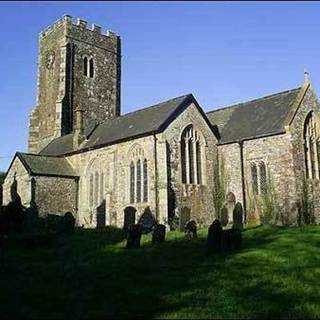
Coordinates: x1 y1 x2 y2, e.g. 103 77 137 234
288 84 320 222
2 157 32 207
33 176 78 217
243 134 297 223
217 143 243 205
162 102 218 227
66 134 159 228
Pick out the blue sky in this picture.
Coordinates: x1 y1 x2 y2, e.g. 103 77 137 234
1 1 320 171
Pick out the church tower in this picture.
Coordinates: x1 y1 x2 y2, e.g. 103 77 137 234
28 15 121 153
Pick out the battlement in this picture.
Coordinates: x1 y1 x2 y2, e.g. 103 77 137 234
39 14 119 40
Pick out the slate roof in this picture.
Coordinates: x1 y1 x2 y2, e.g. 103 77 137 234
206 87 301 144
40 94 217 156
15 152 78 178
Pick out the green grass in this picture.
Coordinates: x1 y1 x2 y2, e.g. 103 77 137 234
1 225 320 318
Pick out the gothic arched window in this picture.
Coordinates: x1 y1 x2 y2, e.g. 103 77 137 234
304 112 319 179
143 159 148 202
94 171 99 206
196 141 202 184
83 57 88 76
180 125 204 185
100 172 104 203
130 162 135 204
251 163 258 195
89 58 94 78
259 162 267 195
89 173 93 207
136 159 142 203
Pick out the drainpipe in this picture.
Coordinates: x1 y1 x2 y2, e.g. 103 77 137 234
153 134 159 221
239 140 247 222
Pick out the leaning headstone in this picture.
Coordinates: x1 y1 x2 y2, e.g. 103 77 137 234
220 206 229 227
185 219 197 240
206 219 223 254
152 224 166 244
126 224 142 249
233 202 244 230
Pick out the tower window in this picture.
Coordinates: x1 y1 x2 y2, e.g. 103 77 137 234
89 58 94 78
83 57 94 78
83 57 88 76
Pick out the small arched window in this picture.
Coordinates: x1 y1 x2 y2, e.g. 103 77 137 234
304 112 319 179
180 125 204 185
130 162 135 204
251 163 258 195
143 159 148 202
259 162 267 195
89 58 94 78
83 57 88 76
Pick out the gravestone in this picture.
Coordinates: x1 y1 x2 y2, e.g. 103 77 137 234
185 219 197 240
152 224 166 244
126 224 142 249
180 207 191 231
96 200 106 229
226 192 236 223
233 202 244 230
138 207 156 234
220 206 229 227
123 206 136 235
206 219 223 254
63 212 76 234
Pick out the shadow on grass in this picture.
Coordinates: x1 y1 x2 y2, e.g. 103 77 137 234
0 225 320 318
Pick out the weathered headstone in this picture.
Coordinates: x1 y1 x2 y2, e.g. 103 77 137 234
180 207 191 231
152 224 166 244
185 219 197 240
63 212 76 234
226 192 236 223
233 202 244 230
126 224 142 249
220 206 229 227
123 206 136 236
206 219 223 254
138 207 156 234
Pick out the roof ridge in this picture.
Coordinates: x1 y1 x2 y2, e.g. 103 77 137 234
120 93 192 119
18 151 62 158
207 87 302 115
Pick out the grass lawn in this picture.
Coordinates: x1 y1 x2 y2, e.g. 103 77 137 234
0 225 320 318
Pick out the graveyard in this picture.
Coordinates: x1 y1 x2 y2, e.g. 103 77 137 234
0 223 319 318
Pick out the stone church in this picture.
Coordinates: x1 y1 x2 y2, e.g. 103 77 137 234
3 15 320 228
